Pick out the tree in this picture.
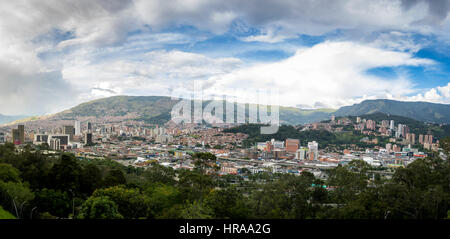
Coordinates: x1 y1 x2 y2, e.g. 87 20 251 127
77 196 123 219
103 169 126 187
48 154 82 192
92 186 147 219
144 184 181 218
144 164 176 186
33 189 71 218
0 181 34 219
80 163 102 196
204 187 250 219
180 200 213 219
0 163 21 183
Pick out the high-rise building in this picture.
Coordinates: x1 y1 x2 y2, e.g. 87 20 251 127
307 141 318 161
331 115 335 121
389 120 395 130
74 121 81 136
11 125 25 145
84 132 93 145
366 120 376 130
63 125 75 142
0 132 5 143
356 117 361 123
285 138 300 153
396 124 404 138
295 147 308 160
419 134 424 144
87 122 92 132
426 135 433 144
18 125 24 144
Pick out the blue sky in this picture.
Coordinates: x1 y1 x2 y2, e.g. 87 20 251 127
0 0 450 115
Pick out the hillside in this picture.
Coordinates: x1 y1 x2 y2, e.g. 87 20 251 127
346 112 450 139
335 99 450 124
6 97 450 126
18 96 336 125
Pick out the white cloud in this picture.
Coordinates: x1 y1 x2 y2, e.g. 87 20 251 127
403 83 450 103
202 41 435 108
0 0 450 115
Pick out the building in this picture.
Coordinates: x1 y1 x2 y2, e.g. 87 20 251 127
389 120 395 130
33 134 49 145
295 147 307 160
366 120 376 130
48 134 70 146
271 139 284 149
87 122 92 132
273 149 286 160
308 141 318 161
63 125 75 142
0 132 4 143
285 138 300 153
11 125 25 145
84 132 93 145
74 121 81 136
265 141 273 152
49 138 61 151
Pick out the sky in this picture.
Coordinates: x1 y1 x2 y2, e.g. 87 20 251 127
1 0 450 115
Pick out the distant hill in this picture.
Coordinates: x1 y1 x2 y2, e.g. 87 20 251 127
6 97 450 127
22 95 336 125
335 99 450 124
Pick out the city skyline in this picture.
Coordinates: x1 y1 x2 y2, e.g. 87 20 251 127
1 1 450 116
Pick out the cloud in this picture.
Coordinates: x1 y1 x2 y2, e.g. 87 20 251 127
202 41 435 108
0 0 449 115
403 83 450 103
60 49 243 105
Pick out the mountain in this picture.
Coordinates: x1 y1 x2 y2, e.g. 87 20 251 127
5 96 336 126
0 114 28 125
5 97 450 127
335 99 450 124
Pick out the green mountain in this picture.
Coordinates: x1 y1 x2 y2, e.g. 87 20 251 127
50 95 336 125
9 97 450 126
335 99 450 124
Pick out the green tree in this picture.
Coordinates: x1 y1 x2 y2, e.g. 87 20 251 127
77 196 123 219
0 163 21 183
180 200 213 219
32 189 71 218
48 154 82 192
103 169 126 187
80 163 102 196
0 181 34 218
92 186 147 219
